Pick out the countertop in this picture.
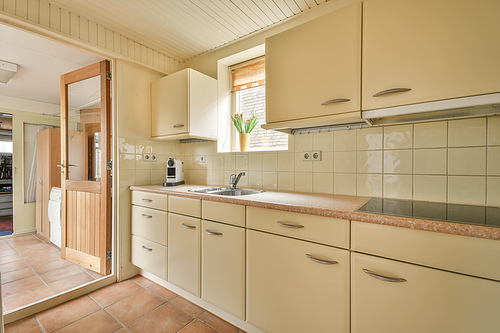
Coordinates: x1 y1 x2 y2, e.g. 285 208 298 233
130 184 500 241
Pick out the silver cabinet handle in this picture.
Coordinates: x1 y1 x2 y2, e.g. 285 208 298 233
141 214 152 219
68 163 78 167
142 245 153 252
362 269 407 282
205 229 223 236
173 124 185 128
182 223 196 229
373 88 411 97
321 98 351 106
277 221 305 229
306 254 338 265
141 198 153 202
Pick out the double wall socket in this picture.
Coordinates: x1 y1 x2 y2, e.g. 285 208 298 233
195 155 206 163
302 150 322 161
143 153 157 162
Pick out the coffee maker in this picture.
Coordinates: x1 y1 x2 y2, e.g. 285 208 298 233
163 158 184 186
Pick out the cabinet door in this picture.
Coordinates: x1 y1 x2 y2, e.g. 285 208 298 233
362 0 500 110
201 220 245 320
131 235 167 280
266 2 361 124
247 230 349 333
167 213 200 297
151 70 189 137
351 253 500 333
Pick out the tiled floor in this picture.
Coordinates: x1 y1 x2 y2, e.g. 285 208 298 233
4 275 245 333
1 234 104 313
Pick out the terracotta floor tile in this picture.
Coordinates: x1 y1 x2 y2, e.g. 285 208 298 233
0 260 28 273
147 284 177 301
5 235 37 244
34 233 50 243
198 312 240 333
131 274 155 287
0 248 17 257
36 295 101 332
2 285 55 312
24 251 62 265
39 264 83 283
170 296 205 317
2 275 44 297
56 310 123 333
1 267 36 284
48 271 94 294
106 290 166 325
0 254 22 265
4 315 43 333
8 239 43 249
17 244 57 259
90 279 143 307
114 329 129 333
30 257 73 274
81 266 106 279
127 303 193 333
178 319 217 333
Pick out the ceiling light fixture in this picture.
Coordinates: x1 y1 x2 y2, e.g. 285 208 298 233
0 60 18 83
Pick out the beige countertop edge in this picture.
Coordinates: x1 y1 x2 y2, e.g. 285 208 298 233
129 185 500 241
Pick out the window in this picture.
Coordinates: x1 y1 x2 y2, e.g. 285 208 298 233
229 56 288 151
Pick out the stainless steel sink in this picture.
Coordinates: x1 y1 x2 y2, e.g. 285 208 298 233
189 187 265 196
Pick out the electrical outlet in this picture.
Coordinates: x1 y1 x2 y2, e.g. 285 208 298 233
195 155 206 163
143 153 151 161
302 151 311 161
150 154 157 161
311 150 322 161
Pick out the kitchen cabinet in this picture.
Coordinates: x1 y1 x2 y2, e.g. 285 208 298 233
247 229 349 333
351 252 500 333
151 68 217 141
362 0 500 110
264 2 362 130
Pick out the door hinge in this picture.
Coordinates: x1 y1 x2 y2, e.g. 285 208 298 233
106 71 112 81
106 251 112 260
107 160 112 170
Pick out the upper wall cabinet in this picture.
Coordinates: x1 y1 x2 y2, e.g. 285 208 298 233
151 68 218 140
362 0 500 110
264 2 362 130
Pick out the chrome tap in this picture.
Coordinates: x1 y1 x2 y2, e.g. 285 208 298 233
229 172 246 189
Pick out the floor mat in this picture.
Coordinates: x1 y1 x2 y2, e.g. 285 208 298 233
0 219 13 233
0 230 12 236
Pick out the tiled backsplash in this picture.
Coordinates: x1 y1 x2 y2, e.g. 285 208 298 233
119 115 500 206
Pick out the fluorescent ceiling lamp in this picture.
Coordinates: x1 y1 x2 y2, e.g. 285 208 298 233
0 60 18 83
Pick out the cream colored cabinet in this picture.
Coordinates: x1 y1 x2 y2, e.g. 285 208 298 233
247 230 349 333
131 235 168 280
362 0 500 110
151 68 217 140
201 220 245 320
351 252 500 333
264 2 362 130
167 212 201 297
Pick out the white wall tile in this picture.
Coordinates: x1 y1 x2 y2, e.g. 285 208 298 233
119 137 136 154
313 173 334 194
248 171 263 188
357 127 383 150
262 152 278 171
383 175 412 199
313 152 334 173
448 147 486 175
357 174 382 197
487 177 500 206
334 151 356 173
278 172 295 191
313 131 334 151
295 153 313 172
414 149 447 175
357 151 382 174
235 153 249 170
448 176 486 205
487 147 500 175
384 124 413 149
263 172 278 190
488 116 500 146
294 133 313 152
119 154 136 170
448 118 486 147
223 154 236 170
249 153 263 171
413 175 447 202
414 121 447 148
384 150 412 174
295 173 313 193
334 173 356 195
334 130 357 151
277 152 295 172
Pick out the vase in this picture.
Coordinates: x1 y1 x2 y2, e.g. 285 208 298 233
239 133 250 152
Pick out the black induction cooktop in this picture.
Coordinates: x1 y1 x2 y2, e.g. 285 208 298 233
356 198 500 228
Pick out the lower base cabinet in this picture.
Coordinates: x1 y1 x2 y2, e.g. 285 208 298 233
351 252 500 333
201 220 245 320
131 235 167 280
247 230 349 333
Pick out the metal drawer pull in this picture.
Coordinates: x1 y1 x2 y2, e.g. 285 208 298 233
373 88 411 97
277 221 305 229
182 223 196 229
362 269 407 282
306 254 338 265
173 124 185 128
141 214 152 219
321 98 351 106
205 229 223 236
141 198 153 202
142 245 153 252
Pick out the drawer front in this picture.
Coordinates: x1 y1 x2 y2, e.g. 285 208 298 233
247 206 349 248
131 235 167 280
351 221 500 281
132 191 167 211
132 206 168 246
202 201 245 227
168 196 201 218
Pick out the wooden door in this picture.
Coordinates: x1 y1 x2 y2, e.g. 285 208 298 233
59 60 112 275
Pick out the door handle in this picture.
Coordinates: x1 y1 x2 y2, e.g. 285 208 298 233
39 178 43 185
57 164 65 168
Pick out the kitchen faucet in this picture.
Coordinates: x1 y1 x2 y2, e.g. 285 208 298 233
229 172 246 189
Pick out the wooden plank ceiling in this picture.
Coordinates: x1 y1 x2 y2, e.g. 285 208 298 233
51 0 328 61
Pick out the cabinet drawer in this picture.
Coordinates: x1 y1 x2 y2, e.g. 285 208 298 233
132 191 167 211
351 221 500 281
202 201 245 227
132 206 167 246
351 252 500 333
247 206 349 248
131 235 167 280
168 196 201 218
